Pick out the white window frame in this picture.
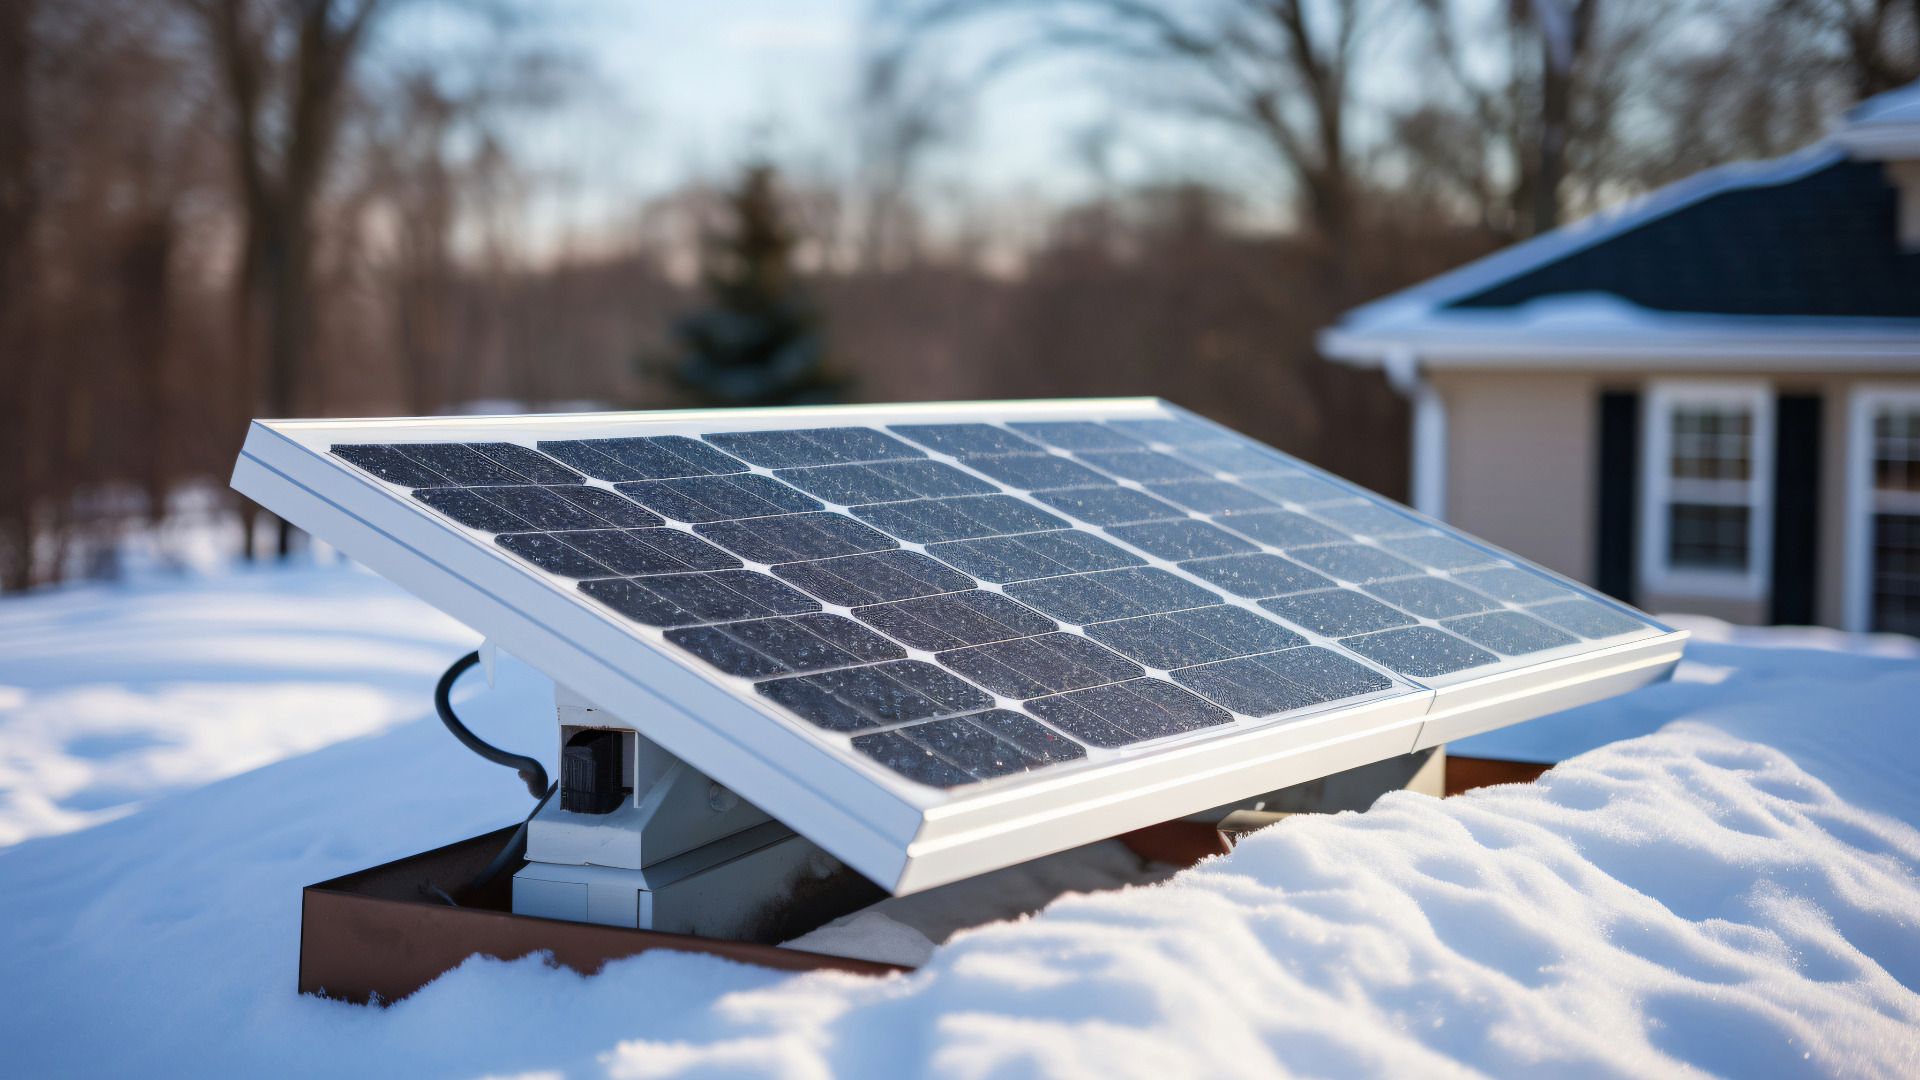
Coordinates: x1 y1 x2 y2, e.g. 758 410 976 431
1639 380 1774 601
1843 386 1920 632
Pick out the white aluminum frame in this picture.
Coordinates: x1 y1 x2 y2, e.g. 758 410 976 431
1843 386 1920 631
232 398 1686 894
1640 381 1776 602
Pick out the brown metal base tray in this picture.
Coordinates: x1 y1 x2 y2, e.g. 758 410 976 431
300 826 906 1005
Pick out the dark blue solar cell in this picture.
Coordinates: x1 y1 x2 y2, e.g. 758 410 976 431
802 427 926 463
896 717 1044 780
471 486 613 531
1106 419 1219 445
578 577 699 626
413 488 531 532
802 661 990 723
774 464 919 505
1005 567 1219 624
1313 501 1428 538
1287 544 1421 584
469 443 583 484
880 660 997 714
548 486 665 528
701 570 820 615
1028 678 1231 744
588 570 817 626
333 444 449 487
783 612 908 663
937 633 1142 698
1083 605 1304 669
1145 480 1279 515
1442 611 1579 656
1341 626 1498 678
1257 647 1394 699
774 549 975 606
867 459 999 499
1106 520 1256 561
889 423 1043 457
1527 598 1647 639
1258 589 1417 637
853 590 1056 651
556 529 714 576
1174 443 1291 475
1238 473 1353 506
625 529 743 572
396 444 526 485
611 573 764 623
617 474 823 523
1171 655 1323 716
534 441 642 481
1076 451 1210 483
1454 567 1576 605
926 530 1143 582
1365 576 1501 619
966 454 1114 491
853 496 1067 543
1032 487 1186 526
711 617 864 672
850 730 976 786
703 430 830 468
695 512 896 563
495 533 611 578
759 678 880 733
1379 533 1501 572
966 709 1087 764
634 436 748 476
1005 421 1142 451
1180 553 1332 598
663 626 790 679
1219 510 1348 548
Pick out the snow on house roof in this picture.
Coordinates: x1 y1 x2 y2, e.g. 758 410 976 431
1324 81 1920 371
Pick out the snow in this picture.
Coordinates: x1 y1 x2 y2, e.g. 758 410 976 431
3 564 1919 1078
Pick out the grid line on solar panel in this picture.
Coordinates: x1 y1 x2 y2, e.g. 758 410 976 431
1081 605 1305 669
1029 486 1187 526
756 659 995 732
579 569 819 627
693 512 897 564
773 459 997 505
615 474 823 522
538 436 747 481
1005 421 1144 451
1169 646 1390 717
852 590 1057 651
704 427 927 468
850 495 1068 543
964 454 1114 491
926 530 1144 583
936 632 1144 698
772 549 976 607
1003 567 1221 624
889 423 1045 458
1027 678 1232 747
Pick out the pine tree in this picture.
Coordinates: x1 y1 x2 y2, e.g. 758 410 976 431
672 164 843 406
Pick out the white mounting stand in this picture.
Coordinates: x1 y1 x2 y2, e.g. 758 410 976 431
512 686 879 940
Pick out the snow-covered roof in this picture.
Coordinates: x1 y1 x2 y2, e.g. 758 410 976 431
1324 81 1920 371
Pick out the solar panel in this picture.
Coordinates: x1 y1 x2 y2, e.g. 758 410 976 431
233 400 1685 893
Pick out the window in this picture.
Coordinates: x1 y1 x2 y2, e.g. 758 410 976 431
1846 391 1920 634
1641 383 1773 600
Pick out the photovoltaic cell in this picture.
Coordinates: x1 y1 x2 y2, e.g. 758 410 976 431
1006 421 1142 451
1180 553 1331 599
774 549 975 606
1529 598 1648 639
1442 611 1579 656
1341 626 1497 678
1105 520 1255 561
616 474 823 522
695 512 897 563
965 454 1114 491
1075 451 1210 483
890 423 1042 457
926 530 1142 582
1363 576 1501 620
853 590 1057 651
319 413 1661 798
1030 487 1186 526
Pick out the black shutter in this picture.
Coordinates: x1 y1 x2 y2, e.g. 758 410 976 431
1596 392 1639 603
1770 394 1822 625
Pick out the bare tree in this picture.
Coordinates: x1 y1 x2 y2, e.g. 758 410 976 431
900 0 1380 251
1779 0 1919 97
0 0 40 586
188 0 387 554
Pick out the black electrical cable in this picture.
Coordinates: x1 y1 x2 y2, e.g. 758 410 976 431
462 781 559 896
435 650 550 799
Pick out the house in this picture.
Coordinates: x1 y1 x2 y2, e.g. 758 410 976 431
1320 81 1920 634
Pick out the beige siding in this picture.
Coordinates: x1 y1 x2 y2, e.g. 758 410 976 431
1435 372 1595 583
1429 367 1920 628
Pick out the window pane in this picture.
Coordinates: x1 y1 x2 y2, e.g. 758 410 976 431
1669 504 1749 570
1670 407 1751 481
1873 513 1920 635
1874 409 1920 494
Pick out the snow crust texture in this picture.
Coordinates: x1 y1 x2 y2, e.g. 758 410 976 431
602 727 1920 1079
2 567 1919 1078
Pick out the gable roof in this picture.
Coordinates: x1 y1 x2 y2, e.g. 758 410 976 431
1323 83 1920 372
